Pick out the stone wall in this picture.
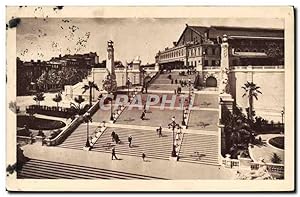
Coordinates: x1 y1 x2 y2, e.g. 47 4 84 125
230 69 284 122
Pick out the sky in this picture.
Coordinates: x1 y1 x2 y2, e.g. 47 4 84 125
16 17 284 64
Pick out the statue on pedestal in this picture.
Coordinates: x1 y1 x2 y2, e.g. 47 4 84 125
219 35 231 95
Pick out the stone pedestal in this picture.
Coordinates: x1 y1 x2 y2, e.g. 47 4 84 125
220 93 234 112
35 136 45 146
225 154 232 168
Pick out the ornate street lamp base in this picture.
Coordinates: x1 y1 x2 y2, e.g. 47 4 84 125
182 120 186 126
171 146 177 157
85 140 90 148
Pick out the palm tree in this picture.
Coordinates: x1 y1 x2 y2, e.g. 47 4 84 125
33 92 45 106
52 93 62 107
83 112 92 148
82 81 99 107
69 102 89 120
102 71 117 121
242 81 262 121
74 95 85 109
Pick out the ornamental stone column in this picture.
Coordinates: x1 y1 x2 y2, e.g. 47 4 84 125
219 34 230 95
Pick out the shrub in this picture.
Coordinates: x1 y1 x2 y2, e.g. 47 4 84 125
37 130 45 137
271 153 282 164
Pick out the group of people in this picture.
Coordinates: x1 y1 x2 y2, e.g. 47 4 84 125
110 133 147 161
170 78 192 88
111 131 121 144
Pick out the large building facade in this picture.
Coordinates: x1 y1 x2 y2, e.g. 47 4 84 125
156 24 285 122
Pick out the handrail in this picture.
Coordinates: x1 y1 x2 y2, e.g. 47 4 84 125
231 65 284 70
45 100 100 146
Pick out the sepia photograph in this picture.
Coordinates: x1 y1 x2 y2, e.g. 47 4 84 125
5 6 295 191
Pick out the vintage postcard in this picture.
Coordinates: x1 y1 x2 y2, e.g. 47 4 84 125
6 6 294 191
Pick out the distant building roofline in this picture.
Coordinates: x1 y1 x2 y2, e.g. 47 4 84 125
229 35 284 40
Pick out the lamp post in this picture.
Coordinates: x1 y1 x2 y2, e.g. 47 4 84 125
281 107 285 132
110 94 114 121
168 116 180 157
84 112 91 147
142 68 145 87
181 99 186 126
127 78 131 97
188 78 191 103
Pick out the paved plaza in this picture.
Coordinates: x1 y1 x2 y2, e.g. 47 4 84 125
192 93 219 109
188 110 219 131
116 107 183 127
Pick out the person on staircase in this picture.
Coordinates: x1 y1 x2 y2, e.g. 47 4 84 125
128 136 132 148
111 147 118 160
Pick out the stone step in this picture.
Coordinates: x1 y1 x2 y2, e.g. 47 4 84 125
17 159 167 180
178 133 219 165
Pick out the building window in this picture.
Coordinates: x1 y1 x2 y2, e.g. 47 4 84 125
204 60 208 66
212 60 216 66
194 61 197 67
204 48 208 55
190 61 193 66
208 47 213 55
232 59 237 66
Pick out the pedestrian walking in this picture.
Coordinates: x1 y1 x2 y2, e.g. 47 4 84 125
128 136 132 148
140 111 146 120
111 131 115 142
174 89 177 95
111 147 118 160
158 126 162 137
142 153 146 161
115 134 120 144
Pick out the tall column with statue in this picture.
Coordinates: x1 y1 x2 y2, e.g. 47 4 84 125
219 35 230 95
218 34 234 165
103 40 117 94
219 35 234 110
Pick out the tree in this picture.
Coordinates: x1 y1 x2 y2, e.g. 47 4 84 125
102 69 117 94
271 153 282 164
102 70 117 121
82 81 99 107
36 71 48 91
69 102 89 120
52 93 62 107
222 106 254 158
74 95 85 109
33 92 45 106
83 112 93 147
242 81 262 121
